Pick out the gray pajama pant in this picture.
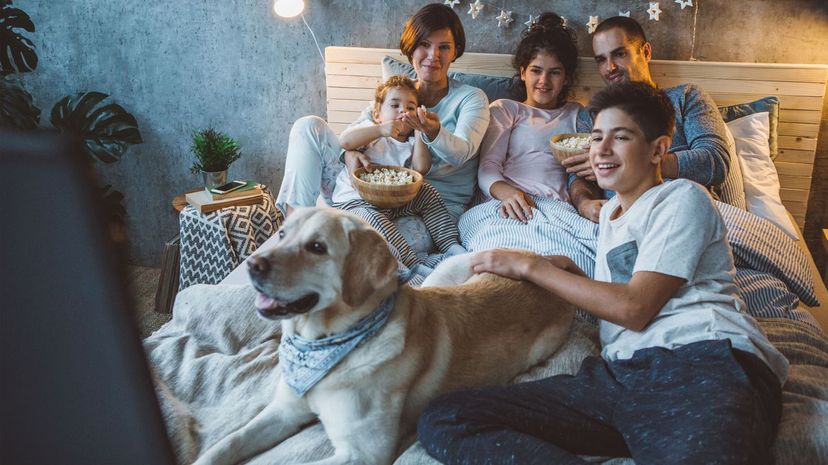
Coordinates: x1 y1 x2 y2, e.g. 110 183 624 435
332 182 460 268
418 339 782 465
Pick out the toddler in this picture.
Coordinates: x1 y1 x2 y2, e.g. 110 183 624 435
331 76 464 276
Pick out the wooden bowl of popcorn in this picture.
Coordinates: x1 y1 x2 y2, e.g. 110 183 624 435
352 165 424 209
550 133 591 163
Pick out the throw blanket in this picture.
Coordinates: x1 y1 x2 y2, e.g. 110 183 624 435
146 285 828 465
460 196 821 328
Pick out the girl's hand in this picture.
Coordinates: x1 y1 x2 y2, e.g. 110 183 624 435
469 249 538 280
490 181 536 223
561 152 596 181
343 150 373 185
402 106 441 141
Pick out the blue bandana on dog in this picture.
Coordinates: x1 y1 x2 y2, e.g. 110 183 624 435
279 295 396 397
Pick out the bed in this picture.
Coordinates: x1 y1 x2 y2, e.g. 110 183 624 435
145 47 828 464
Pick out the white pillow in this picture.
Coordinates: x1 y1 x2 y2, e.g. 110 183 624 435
725 112 799 239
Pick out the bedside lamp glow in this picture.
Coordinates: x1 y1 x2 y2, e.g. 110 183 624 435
274 0 304 18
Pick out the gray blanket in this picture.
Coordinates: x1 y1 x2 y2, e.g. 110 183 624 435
145 285 828 465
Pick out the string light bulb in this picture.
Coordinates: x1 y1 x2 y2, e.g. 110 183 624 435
273 0 304 18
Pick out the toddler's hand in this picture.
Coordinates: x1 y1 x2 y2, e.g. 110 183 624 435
380 120 410 142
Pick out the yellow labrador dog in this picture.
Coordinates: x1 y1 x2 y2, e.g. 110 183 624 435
193 207 574 465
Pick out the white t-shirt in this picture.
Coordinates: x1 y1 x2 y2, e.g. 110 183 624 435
596 179 789 384
332 121 415 204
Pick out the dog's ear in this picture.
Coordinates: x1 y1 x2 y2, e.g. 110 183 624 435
342 227 399 306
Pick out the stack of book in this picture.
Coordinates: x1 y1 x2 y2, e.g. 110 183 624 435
185 181 265 213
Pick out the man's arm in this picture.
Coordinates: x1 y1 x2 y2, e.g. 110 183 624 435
667 85 731 185
470 251 685 331
569 177 606 223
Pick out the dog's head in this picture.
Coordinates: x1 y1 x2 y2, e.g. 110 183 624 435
247 207 400 321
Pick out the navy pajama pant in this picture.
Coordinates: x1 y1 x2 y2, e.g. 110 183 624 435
418 339 782 465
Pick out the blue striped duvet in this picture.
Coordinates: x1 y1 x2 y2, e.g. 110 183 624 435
459 196 822 330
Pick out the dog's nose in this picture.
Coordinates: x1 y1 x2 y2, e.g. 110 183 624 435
247 256 270 276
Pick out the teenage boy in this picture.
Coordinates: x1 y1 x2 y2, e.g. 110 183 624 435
567 16 742 222
416 81 788 465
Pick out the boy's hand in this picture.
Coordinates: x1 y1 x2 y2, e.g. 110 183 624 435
402 106 441 141
490 181 535 223
469 249 538 280
343 150 373 184
561 153 596 181
576 198 606 223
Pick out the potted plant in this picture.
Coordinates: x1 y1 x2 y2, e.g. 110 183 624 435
189 128 241 189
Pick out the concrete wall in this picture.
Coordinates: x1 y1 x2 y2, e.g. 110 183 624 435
18 0 828 268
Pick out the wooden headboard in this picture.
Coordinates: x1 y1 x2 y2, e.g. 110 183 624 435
325 46 828 228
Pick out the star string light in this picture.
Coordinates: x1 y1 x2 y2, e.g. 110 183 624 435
675 0 693 10
619 11 631 17
647 2 663 21
467 0 484 19
496 10 514 28
524 14 538 28
586 15 600 34
443 0 460 8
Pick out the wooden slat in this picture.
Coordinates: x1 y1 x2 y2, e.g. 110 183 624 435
328 110 362 125
326 62 383 77
329 122 349 135
707 94 825 111
327 99 372 112
778 122 820 138
780 188 810 203
648 61 828 83
783 200 808 217
776 148 816 164
778 135 818 151
793 215 805 228
779 109 823 124
327 87 375 100
777 174 813 190
328 75 384 89
775 161 815 177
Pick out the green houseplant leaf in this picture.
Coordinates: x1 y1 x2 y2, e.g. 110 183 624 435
190 128 241 173
0 74 40 129
50 91 143 163
0 3 38 75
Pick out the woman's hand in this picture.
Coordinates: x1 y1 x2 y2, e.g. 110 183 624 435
379 117 412 142
402 106 441 141
561 152 596 182
576 198 606 223
489 181 535 223
469 249 540 280
343 150 373 185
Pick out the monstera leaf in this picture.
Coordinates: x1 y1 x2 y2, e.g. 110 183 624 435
50 91 143 163
0 3 38 75
0 75 40 129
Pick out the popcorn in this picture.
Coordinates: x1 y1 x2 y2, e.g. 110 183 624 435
359 167 414 185
553 134 590 150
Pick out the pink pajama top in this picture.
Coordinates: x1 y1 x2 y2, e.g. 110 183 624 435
477 99 582 202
